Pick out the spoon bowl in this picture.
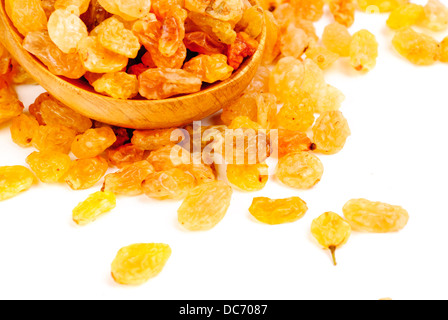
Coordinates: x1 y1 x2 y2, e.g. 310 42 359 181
0 0 266 129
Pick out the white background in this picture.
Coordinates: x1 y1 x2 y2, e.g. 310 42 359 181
1 3 448 300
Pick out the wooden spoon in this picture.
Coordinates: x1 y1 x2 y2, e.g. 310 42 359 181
0 1 266 129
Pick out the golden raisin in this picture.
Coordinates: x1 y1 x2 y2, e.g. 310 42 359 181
312 111 351 155
387 3 425 30
178 181 233 231
276 152 324 190
0 166 35 201
111 243 172 286
350 30 379 72
10 113 39 148
142 168 196 200
329 0 356 27
322 22 352 58
249 196 308 225
106 144 146 168
131 128 185 151
392 28 441 66
72 191 116 226
32 124 77 154
26 151 72 183
71 127 117 159
183 54 234 83
102 160 154 196
5 0 47 36
65 156 109 190
343 199 409 233
138 68 202 100
311 212 351 266
226 163 269 192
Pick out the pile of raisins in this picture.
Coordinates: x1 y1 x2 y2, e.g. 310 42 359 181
6 0 263 100
0 0 425 286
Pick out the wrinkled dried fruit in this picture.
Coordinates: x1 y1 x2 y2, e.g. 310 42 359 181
78 36 129 73
178 181 233 231
227 163 268 191
111 243 172 285
322 22 352 58
187 163 216 184
23 31 87 79
227 32 259 70
65 156 109 190
152 0 185 19
98 0 151 20
30 93 92 133
392 28 440 66
159 6 188 57
138 68 202 100
0 166 35 201
32 124 77 154
147 145 191 171
47 8 89 54
5 0 47 36
184 31 227 55
10 113 39 148
90 72 139 100
132 128 185 151
188 12 237 45
183 54 234 83
276 152 324 189
343 199 409 233
205 0 244 24
72 191 116 226
95 17 141 59
107 144 146 168
273 129 315 158
311 212 351 266
419 0 448 32
142 168 196 200
279 59 345 113
305 44 340 70
269 57 304 103
350 30 378 72
279 24 310 59
290 0 324 21
102 160 154 196
71 127 117 159
133 14 187 69
236 5 264 38
312 111 351 155
387 3 425 30
26 151 72 183
276 99 315 132
329 0 356 27
249 196 308 225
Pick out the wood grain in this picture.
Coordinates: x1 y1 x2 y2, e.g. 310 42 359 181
0 0 266 129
